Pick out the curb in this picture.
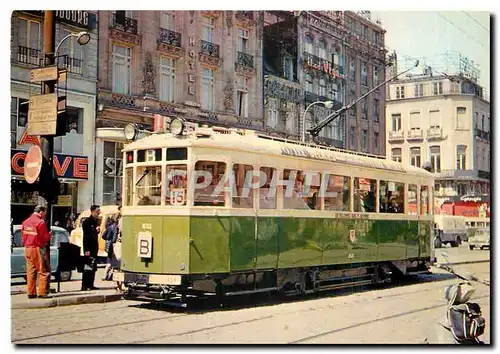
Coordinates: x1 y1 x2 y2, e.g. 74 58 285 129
11 292 123 310
434 259 490 267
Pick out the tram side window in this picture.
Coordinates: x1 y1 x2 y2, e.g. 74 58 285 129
379 181 404 214
165 164 187 206
124 167 133 206
232 164 253 208
407 184 418 215
354 178 376 213
135 166 162 206
194 161 227 207
282 169 320 210
259 167 277 209
420 186 429 215
323 174 350 211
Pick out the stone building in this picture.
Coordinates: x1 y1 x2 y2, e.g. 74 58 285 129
95 10 264 205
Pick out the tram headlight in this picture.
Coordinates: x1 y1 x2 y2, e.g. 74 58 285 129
170 118 184 135
124 123 138 141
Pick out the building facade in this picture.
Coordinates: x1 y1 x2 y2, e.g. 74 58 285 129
10 10 98 224
386 75 490 200
95 10 264 205
263 11 387 153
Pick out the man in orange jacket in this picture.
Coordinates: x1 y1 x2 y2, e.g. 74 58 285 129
21 205 51 298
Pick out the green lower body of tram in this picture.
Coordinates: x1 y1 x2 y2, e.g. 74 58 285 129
115 215 434 302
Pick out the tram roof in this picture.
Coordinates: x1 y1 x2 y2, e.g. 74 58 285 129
124 128 433 178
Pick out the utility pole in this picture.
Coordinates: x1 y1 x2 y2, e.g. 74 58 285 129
42 10 56 292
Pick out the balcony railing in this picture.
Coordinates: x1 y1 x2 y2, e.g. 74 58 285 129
111 13 138 35
407 128 423 140
303 52 343 77
388 130 404 141
17 46 40 66
475 129 490 141
57 55 83 74
427 127 444 140
200 40 220 58
158 28 182 47
236 51 254 68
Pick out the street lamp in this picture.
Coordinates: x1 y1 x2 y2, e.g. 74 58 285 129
54 31 91 56
302 100 334 142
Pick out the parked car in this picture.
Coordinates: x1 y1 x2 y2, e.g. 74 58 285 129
11 225 72 281
469 228 490 250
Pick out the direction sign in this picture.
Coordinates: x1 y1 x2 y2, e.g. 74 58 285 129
27 93 58 136
30 66 58 83
24 145 43 184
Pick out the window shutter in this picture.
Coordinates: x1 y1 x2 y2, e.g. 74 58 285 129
410 112 420 129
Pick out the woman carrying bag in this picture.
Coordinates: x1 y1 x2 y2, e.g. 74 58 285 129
102 216 119 281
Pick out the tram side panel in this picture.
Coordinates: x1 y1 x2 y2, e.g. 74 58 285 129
406 220 420 260
377 219 407 262
228 216 257 271
255 216 279 270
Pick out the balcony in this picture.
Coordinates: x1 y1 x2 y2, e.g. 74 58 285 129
302 52 343 79
17 46 40 66
235 51 255 78
199 40 221 67
435 169 485 181
110 13 141 46
111 13 137 34
157 28 183 58
388 130 405 142
57 55 83 75
475 129 490 141
427 127 445 141
407 128 424 141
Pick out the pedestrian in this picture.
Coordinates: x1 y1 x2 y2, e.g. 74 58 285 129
21 205 51 299
102 215 119 281
81 204 101 291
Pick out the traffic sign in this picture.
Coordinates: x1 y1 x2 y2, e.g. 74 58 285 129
24 145 43 184
30 66 58 83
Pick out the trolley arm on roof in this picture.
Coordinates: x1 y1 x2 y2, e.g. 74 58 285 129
308 60 420 138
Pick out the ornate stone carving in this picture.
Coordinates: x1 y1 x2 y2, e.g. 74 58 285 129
235 63 255 78
157 42 184 59
201 11 221 19
109 28 141 47
226 11 233 36
223 78 234 112
235 11 255 28
142 51 156 96
199 53 222 68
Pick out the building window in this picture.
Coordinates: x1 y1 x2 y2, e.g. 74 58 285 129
373 98 379 122
361 61 368 86
456 145 467 170
457 183 467 197
284 56 294 81
10 97 29 149
372 30 378 46
429 109 440 128
103 141 124 205
201 68 215 110
361 129 367 151
18 18 41 65
267 99 278 128
112 44 131 95
349 126 356 149
318 39 327 60
396 86 405 99
159 57 175 103
430 146 441 173
237 28 249 54
60 29 84 74
456 107 467 130
361 24 367 38
65 106 84 134
160 11 174 30
391 113 401 131
361 99 367 120
414 83 423 97
392 148 402 163
349 59 355 82
409 111 421 132
236 77 248 117
305 34 313 54
410 147 421 168
372 65 379 85
305 74 313 92
318 78 327 97
374 132 379 153
433 81 443 95
203 18 214 42
481 114 485 131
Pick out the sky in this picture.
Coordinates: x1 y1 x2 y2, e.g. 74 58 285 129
371 11 491 95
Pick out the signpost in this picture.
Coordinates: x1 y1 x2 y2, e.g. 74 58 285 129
27 93 58 136
29 66 59 83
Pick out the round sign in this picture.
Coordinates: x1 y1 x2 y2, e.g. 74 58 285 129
24 145 43 184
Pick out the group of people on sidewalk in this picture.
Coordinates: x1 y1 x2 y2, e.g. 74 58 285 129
19 204 122 299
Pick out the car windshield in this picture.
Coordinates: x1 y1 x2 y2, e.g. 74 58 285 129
474 229 489 238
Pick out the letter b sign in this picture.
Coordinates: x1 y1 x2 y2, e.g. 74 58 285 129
137 231 152 259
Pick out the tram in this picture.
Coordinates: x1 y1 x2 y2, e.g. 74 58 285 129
113 119 435 303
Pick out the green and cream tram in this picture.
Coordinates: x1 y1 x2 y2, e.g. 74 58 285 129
114 121 435 302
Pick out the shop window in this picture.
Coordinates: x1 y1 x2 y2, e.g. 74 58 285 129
354 177 376 213
323 174 350 211
379 180 404 214
232 164 253 208
194 161 227 207
103 141 124 205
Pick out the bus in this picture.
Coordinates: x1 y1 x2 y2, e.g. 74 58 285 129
113 120 435 304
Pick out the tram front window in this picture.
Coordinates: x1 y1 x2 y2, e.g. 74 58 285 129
135 166 162 206
165 165 188 206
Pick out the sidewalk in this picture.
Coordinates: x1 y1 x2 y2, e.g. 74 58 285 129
11 267 123 310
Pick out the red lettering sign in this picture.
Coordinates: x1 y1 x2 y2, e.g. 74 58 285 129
73 157 88 179
12 152 25 174
18 130 41 146
53 156 72 176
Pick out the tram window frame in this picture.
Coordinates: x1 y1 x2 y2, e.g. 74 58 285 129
259 166 277 209
407 184 418 215
124 167 134 206
165 164 188 206
136 149 162 163
282 169 321 210
135 165 162 206
232 163 254 209
194 160 227 207
323 174 350 212
353 177 377 213
379 180 405 214
420 185 429 215
167 148 187 161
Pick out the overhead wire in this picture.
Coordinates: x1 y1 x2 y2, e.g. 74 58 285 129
436 12 486 48
462 11 490 33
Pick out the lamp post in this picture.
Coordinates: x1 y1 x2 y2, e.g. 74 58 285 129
302 100 334 142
